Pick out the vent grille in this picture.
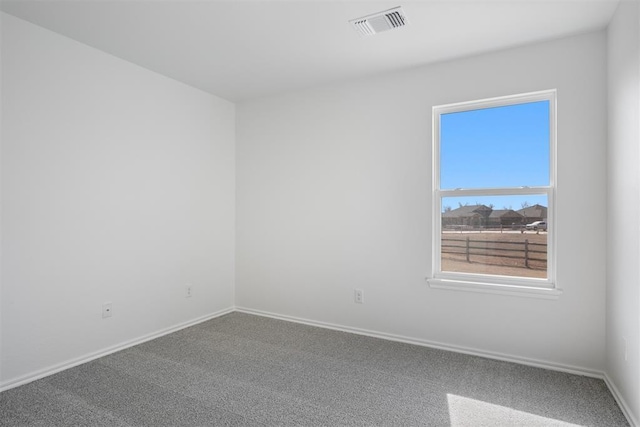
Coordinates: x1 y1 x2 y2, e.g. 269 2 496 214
350 7 408 37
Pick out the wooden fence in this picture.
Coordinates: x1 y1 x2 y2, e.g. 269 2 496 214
442 236 546 268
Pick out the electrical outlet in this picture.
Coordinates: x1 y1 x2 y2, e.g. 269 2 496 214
623 337 628 362
102 302 113 318
355 289 364 304
186 285 193 298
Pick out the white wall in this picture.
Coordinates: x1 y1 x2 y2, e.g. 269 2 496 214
607 1 640 424
0 13 235 385
237 32 608 373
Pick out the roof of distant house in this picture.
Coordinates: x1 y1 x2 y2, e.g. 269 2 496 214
443 204 492 218
517 204 548 218
488 209 523 218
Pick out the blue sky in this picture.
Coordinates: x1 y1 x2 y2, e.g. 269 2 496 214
440 100 549 211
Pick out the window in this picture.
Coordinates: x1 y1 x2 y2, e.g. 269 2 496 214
430 90 557 295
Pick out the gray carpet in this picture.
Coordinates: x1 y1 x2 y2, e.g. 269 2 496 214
0 312 629 426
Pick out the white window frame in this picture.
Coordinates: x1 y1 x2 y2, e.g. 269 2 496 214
429 90 560 298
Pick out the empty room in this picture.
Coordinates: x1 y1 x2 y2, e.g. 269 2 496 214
0 0 639 425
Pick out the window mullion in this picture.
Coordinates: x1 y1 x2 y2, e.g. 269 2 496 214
439 187 551 197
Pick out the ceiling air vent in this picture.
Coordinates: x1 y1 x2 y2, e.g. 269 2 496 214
350 6 408 37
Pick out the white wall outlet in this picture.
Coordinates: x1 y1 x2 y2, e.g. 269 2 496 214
623 337 628 362
186 285 193 298
102 302 113 318
355 289 364 304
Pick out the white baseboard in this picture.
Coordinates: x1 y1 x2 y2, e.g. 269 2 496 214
604 373 639 427
235 306 604 379
0 307 234 392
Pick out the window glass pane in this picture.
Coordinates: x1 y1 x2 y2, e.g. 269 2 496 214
441 195 548 279
440 101 550 189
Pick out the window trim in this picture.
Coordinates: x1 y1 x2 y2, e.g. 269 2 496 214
429 90 558 296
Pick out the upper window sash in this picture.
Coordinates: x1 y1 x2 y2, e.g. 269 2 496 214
433 90 557 191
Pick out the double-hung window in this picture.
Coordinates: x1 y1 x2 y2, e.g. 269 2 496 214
431 90 557 295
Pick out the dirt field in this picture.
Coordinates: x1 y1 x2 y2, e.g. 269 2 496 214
441 231 547 279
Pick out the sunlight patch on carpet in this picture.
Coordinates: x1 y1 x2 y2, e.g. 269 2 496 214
447 394 582 427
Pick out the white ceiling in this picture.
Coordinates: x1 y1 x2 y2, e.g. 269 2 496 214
0 0 621 102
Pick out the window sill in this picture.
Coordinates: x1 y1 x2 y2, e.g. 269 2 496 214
427 278 562 300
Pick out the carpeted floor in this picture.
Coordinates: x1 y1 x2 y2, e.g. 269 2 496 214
0 312 629 426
